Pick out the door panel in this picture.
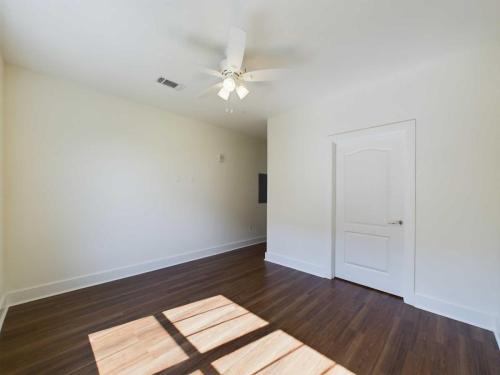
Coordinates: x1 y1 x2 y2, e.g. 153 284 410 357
344 232 389 273
344 149 389 226
335 129 407 296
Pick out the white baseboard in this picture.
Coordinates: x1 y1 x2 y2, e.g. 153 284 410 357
2 241 498 351
495 315 500 350
3 236 266 311
264 252 498 341
264 252 330 278
0 294 7 331
414 293 497 332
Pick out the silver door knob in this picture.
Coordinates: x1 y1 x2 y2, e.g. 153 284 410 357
388 220 403 225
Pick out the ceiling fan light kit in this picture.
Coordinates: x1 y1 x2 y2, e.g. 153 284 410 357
199 27 288 102
236 85 249 99
222 77 236 92
217 87 230 101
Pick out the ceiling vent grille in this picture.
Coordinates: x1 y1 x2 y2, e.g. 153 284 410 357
157 77 183 90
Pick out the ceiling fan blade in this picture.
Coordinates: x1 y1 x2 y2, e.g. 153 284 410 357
225 27 246 71
199 67 223 78
198 82 223 98
241 69 290 82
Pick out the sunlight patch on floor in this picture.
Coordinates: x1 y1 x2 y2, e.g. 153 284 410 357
211 329 353 375
163 295 268 353
89 295 354 374
88 316 189 374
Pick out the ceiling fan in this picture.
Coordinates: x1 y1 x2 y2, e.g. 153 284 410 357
200 27 289 101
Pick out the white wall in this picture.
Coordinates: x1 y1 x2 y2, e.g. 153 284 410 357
4 65 266 297
0 52 5 311
267 44 500 331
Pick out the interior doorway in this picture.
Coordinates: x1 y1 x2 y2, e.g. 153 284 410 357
331 120 415 303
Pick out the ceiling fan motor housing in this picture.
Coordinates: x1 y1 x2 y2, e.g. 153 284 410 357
219 59 244 77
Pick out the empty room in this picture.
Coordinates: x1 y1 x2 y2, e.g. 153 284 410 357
0 1 499 374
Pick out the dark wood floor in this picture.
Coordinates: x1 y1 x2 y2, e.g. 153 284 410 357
0 244 498 374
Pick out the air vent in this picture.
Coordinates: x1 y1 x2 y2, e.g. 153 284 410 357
157 77 183 90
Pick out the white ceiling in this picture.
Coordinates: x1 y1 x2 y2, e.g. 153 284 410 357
1 0 499 138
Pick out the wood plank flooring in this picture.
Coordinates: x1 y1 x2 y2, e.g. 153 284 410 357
0 243 498 374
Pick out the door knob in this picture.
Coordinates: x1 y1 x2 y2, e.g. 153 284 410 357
388 220 403 225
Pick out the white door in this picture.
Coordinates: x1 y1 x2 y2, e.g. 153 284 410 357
334 126 410 296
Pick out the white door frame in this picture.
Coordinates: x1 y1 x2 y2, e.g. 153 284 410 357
329 119 416 305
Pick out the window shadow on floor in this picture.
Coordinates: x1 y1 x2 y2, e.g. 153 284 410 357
88 295 354 374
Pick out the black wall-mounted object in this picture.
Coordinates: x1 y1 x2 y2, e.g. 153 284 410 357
258 173 267 204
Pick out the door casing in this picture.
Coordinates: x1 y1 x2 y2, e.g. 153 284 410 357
329 119 416 305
